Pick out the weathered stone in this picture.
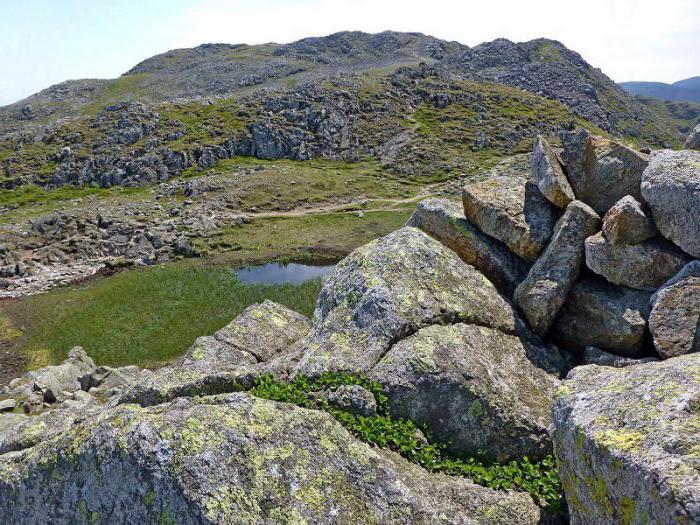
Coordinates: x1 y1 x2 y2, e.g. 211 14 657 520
602 195 656 245
560 128 649 213
294 227 518 376
649 261 700 358
0 399 16 412
462 154 558 261
406 198 529 297
552 355 700 524
583 346 658 368
120 301 312 406
206 299 313 362
0 393 542 524
370 323 559 462
531 135 575 208
514 200 600 335
585 231 690 291
641 149 700 257
551 277 651 356
326 384 377 416
685 123 700 150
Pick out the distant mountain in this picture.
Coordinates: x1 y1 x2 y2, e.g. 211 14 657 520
620 77 700 103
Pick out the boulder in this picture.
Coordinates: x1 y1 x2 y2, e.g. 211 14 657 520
531 135 575 208
326 384 377 416
584 232 690 291
685 123 700 150
641 149 700 257
2 347 95 410
583 346 658 368
560 128 649 213
0 393 542 524
406 198 529 296
369 323 559 462
120 301 312 406
551 277 651 356
648 261 700 358
601 195 656 245
514 200 600 336
293 227 518 376
462 154 557 261
552 355 700 524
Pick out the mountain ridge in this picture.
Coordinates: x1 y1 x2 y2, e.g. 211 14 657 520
620 76 700 103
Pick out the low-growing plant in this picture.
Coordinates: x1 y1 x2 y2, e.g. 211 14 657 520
250 373 563 512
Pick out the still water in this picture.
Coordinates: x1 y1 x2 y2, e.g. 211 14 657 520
233 262 335 284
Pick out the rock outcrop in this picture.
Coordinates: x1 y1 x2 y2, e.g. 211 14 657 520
552 355 700 524
641 149 700 257
685 123 700 150
648 261 700 358
513 200 599 335
0 393 542 525
462 154 557 261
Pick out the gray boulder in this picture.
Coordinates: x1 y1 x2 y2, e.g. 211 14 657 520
294 227 518 376
685 123 700 150
649 261 700 358
514 200 600 336
326 384 377 416
552 355 700 524
369 323 559 462
601 195 656 245
583 346 658 368
406 198 529 297
120 301 312 406
0 393 542 524
462 154 557 261
531 135 575 208
585 231 690 291
560 128 649 213
551 277 651 356
641 149 700 257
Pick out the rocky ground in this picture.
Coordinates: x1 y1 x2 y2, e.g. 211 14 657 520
1 126 699 523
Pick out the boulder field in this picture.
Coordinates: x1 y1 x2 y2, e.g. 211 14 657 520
1 126 699 524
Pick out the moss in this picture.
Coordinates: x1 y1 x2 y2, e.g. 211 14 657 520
594 428 645 454
144 490 156 506
619 496 636 525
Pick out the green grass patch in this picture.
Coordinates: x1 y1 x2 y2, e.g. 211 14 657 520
2 263 322 370
250 372 563 512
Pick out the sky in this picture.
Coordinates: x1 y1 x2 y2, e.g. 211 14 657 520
1 0 699 106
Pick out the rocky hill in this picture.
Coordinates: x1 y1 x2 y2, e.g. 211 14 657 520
1 127 699 523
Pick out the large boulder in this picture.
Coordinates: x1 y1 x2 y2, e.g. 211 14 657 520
552 355 700 524
294 227 518 376
406 198 529 297
601 195 656 245
649 261 700 358
641 149 700 257
584 232 690 291
551 277 651 356
514 200 600 336
531 135 575 208
0 393 542 524
369 323 559 462
560 128 649 213
685 123 700 150
120 301 312 406
582 346 658 368
462 154 557 261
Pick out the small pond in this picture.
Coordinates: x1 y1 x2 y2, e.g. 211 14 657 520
233 262 335 284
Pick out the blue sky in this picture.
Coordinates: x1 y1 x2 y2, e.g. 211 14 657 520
1 0 699 106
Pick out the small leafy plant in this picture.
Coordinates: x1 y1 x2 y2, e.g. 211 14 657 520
250 372 563 512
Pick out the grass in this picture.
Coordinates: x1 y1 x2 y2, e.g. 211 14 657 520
1 261 323 370
250 372 563 512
